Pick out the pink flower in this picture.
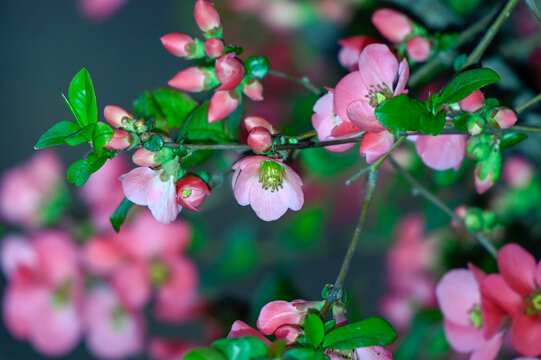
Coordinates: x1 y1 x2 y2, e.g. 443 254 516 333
503 156 534 189
371 9 413 43
459 90 485 113
415 135 467 171
175 175 211 211
208 90 240 123
231 156 304 221
244 116 278 135
406 36 432 63
227 320 271 345
78 0 130 21
194 0 221 33
480 244 541 357
338 36 378 71
334 44 409 132
489 107 518 129
360 131 394 163
215 53 245 91
436 266 504 359
120 167 181 224
2 232 83 356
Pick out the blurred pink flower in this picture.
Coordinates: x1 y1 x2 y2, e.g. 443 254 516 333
415 135 467 171
78 0 130 21
338 36 378 71
371 8 413 43
148 338 198 360
503 156 534 189
231 156 304 221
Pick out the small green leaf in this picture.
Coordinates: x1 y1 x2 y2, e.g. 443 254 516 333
244 56 269 79
284 348 329 360
110 198 134 233
305 314 325 348
324 320 336 334
92 122 114 154
500 132 527 149
439 68 500 105
135 89 198 130
67 68 98 127
212 337 268 360
64 124 95 146
184 348 227 360
375 95 427 131
180 102 235 143
34 121 81 149
478 148 502 181
322 317 396 350
67 152 107 186
453 113 470 132
420 111 446 135
143 134 164 151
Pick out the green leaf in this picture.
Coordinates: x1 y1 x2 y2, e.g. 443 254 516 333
375 95 427 131
305 314 325 348
439 68 500 105
64 124 95 146
284 348 329 360
478 148 502 181
322 317 396 350
324 320 336 334
34 121 81 149
244 56 269 79
67 68 98 127
453 113 470 132
420 111 446 135
66 152 107 186
184 348 227 360
92 122 114 154
180 102 234 143
143 134 164 151
110 198 134 233
134 89 198 130
212 337 268 360
500 132 527 149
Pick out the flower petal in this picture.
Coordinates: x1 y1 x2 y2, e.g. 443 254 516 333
394 59 410 95
436 269 480 326
481 274 523 317
333 71 366 124
415 135 466 171
249 184 288 221
346 100 385 132
147 176 182 224
511 312 541 357
470 331 503 360
120 167 159 206
358 44 398 91
233 163 260 206
443 319 482 352
498 243 537 296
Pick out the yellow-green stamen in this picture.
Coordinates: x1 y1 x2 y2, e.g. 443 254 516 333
259 161 285 192
366 83 393 108
469 304 483 329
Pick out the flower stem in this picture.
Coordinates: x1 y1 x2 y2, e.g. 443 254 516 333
268 69 324 96
516 93 541 114
389 157 498 258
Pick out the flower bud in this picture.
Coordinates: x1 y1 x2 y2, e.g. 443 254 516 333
133 119 147 133
175 175 211 211
104 105 134 128
242 79 264 101
371 8 412 43
338 36 378 71
257 300 323 336
104 129 137 150
274 325 301 345
474 166 495 194
208 90 240 123
160 33 195 58
452 205 469 228
489 107 518 129
215 53 245 91
458 90 485 113
406 36 432 62
204 38 224 59
466 115 485 136
168 67 216 92
464 208 484 231
244 116 278 134
132 147 174 167
194 0 221 34
503 156 534 189
248 127 273 152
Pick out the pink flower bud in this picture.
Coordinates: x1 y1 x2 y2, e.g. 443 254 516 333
175 175 211 211
452 205 469 228
474 166 494 194
503 156 534 189
132 148 160 167
406 36 432 62
244 116 278 134
215 53 245 91
204 38 224 58
458 90 485 113
160 33 194 58
274 325 301 345
168 67 212 92
338 36 378 71
490 107 518 129
257 301 303 335
104 130 136 150
242 79 264 101
359 131 394 164
194 0 221 33
248 127 273 152
372 8 412 43
104 105 134 128
208 90 239 123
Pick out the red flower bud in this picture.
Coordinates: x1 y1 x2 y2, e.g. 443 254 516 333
168 67 213 92
458 90 485 113
248 127 273 152
104 129 136 150
371 8 412 43
208 90 240 123
490 107 518 129
194 0 221 33
160 33 194 58
244 116 278 134
242 78 264 101
175 175 211 211
406 36 432 63
104 105 134 128
215 53 245 91
204 38 224 58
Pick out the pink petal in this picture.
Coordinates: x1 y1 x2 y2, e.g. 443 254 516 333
120 167 159 206
249 184 289 221
1 235 37 278
257 301 302 335
313 93 334 116
511 313 541 357
3 281 48 339
283 171 304 211
371 9 412 43
354 345 393 360
82 236 125 276
228 320 271 345
470 331 504 360
481 293 506 340
208 91 240 123
333 71 367 124
359 131 394 164
233 163 260 206
358 44 398 92
415 135 466 171
498 243 537 296
275 325 302 345
346 99 385 132
443 320 483 352
436 269 480 326
147 176 182 224
394 59 410 95
33 231 78 287
110 262 151 310
481 274 523 317
536 261 541 288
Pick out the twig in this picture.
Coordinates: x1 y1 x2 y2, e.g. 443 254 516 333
516 93 541 114
389 157 498 258
268 69 324 96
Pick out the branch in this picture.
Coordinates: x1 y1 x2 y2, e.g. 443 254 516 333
389 157 498 258
516 93 541 114
268 69 324 96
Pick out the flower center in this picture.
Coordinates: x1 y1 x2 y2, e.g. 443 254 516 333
469 304 483 329
150 260 170 287
259 160 284 192
365 84 393 108
525 289 541 317
181 188 192 198
112 306 127 331
51 280 71 308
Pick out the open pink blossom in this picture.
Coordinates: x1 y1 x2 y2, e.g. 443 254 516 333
2 232 83 356
231 156 304 221
480 244 541 357
371 9 412 43
436 265 504 359
415 135 467 171
334 44 409 132
120 167 181 224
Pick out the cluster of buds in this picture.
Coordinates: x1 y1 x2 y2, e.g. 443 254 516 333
454 205 499 233
372 8 433 63
103 106 142 150
161 0 265 124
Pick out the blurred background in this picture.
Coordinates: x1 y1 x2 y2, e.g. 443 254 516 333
1 0 541 359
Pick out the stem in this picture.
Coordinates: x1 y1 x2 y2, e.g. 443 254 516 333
516 93 541 114
268 69 324 96
461 0 520 69
320 170 379 317
389 157 498 258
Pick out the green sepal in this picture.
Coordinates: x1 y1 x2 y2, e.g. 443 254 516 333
244 56 269 79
